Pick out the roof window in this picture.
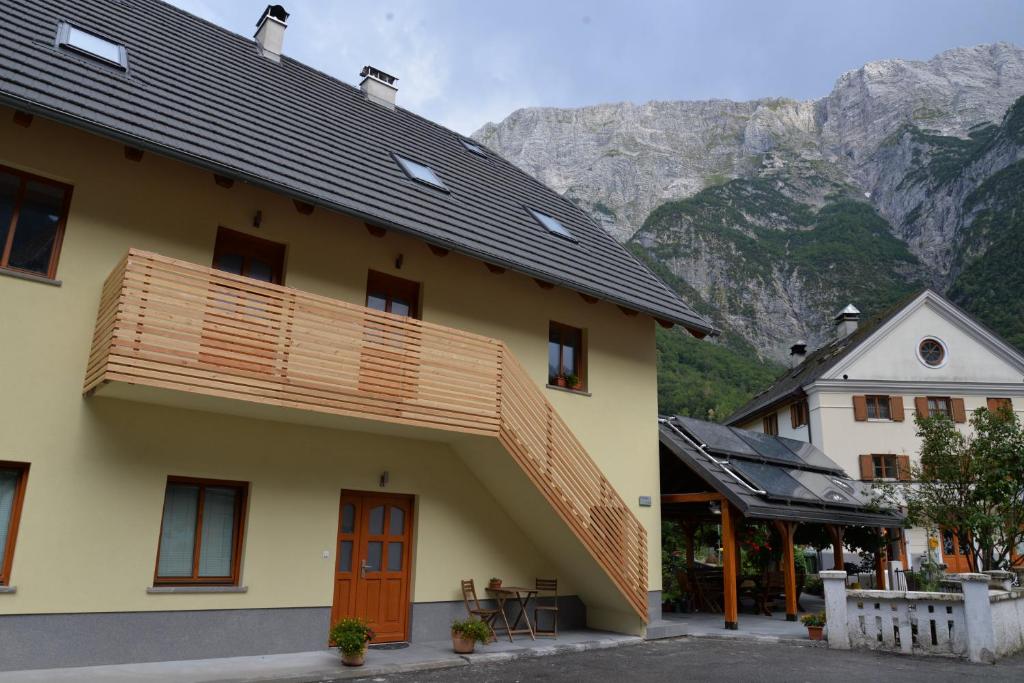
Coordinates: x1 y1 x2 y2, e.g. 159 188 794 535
394 154 447 191
461 139 486 156
57 23 127 69
529 208 575 241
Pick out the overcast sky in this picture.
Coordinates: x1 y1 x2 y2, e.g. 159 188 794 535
168 0 1024 135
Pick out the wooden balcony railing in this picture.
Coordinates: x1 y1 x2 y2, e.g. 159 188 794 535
85 249 648 620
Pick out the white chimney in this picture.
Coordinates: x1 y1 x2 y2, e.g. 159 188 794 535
255 5 289 62
360 66 399 109
834 304 861 338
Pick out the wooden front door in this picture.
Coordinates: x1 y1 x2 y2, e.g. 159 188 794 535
940 528 972 572
332 491 414 643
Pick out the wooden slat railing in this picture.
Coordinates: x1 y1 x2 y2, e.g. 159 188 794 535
85 249 648 620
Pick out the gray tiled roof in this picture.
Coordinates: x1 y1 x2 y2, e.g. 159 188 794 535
0 0 712 334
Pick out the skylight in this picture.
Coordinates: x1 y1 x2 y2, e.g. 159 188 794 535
529 209 575 241
394 154 447 191
57 23 127 69
461 139 486 156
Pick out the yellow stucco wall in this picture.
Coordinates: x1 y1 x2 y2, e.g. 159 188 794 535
0 106 662 620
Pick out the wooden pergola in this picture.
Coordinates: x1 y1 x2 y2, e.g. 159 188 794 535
659 417 904 630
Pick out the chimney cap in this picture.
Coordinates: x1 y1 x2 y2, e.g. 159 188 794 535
257 4 289 27
834 303 860 320
361 65 399 86
790 340 808 356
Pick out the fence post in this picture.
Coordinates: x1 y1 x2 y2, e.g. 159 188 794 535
955 573 996 664
820 570 849 649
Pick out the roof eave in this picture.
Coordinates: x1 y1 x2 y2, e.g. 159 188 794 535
2 95 714 335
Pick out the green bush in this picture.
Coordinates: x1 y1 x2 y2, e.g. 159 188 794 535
329 617 375 656
451 618 492 644
800 612 826 627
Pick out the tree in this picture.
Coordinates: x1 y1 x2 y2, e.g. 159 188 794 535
889 406 1024 571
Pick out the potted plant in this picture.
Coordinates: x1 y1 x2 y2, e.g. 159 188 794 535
329 617 375 667
554 373 568 388
488 576 502 590
564 372 582 391
800 612 826 641
451 618 493 654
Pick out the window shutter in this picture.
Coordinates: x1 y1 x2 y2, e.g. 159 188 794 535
951 398 967 423
915 397 929 418
790 404 799 429
852 395 868 421
987 398 999 412
890 396 905 422
896 455 911 482
859 454 874 481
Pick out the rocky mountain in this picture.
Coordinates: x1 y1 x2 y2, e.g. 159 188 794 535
474 43 1024 382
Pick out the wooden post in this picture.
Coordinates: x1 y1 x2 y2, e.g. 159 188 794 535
721 503 738 630
774 520 798 622
826 524 846 571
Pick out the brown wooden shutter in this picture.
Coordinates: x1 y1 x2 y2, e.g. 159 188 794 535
790 403 799 429
852 395 868 421
896 455 911 482
890 396 905 422
859 454 875 481
952 398 967 423
987 398 1012 412
915 397 929 418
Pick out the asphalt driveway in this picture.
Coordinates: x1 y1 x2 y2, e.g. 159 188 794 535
349 638 1024 683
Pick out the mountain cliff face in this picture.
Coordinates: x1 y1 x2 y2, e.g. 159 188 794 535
475 43 1024 374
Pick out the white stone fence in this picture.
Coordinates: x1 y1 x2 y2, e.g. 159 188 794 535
821 570 1024 663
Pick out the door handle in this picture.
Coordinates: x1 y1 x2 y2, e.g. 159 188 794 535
360 560 370 578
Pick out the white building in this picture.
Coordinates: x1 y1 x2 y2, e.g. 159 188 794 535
727 290 1024 573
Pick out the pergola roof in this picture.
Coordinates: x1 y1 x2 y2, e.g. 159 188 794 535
659 416 903 528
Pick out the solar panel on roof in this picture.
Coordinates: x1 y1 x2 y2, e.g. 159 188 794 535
788 470 859 506
731 428 803 465
729 459 820 503
775 436 845 473
675 416 760 457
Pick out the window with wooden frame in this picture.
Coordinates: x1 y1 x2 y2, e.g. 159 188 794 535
858 454 910 482
212 227 286 284
790 399 809 429
548 321 586 391
852 395 904 422
154 477 248 586
762 413 779 436
987 398 1013 413
365 270 421 319
914 396 965 422
0 462 29 586
0 165 73 280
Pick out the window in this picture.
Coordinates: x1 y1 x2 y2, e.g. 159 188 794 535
0 462 29 586
0 165 73 280
366 270 421 319
918 337 947 368
988 398 1013 413
790 400 809 428
866 395 891 420
529 208 575 241
394 154 447 191
548 321 586 391
927 396 953 420
57 23 128 70
211 227 286 284
460 139 486 156
762 413 779 436
859 453 910 481
155 477 247 585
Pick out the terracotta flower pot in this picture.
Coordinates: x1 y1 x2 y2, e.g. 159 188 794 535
555 377 567 388
341 649 366 667
807 626 824 641
452 633 476 654
488 579 502 589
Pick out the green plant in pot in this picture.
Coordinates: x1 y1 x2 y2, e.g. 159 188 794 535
451 618 493 654
330 617 375 667
800 612 826 641
564 372 582 390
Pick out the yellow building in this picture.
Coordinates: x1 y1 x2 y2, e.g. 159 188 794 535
0 1 712 670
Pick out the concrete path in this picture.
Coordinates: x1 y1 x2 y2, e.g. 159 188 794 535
0 630 640 683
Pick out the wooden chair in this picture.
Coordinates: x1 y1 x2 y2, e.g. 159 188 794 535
534 578 559 637
460 579 507 642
